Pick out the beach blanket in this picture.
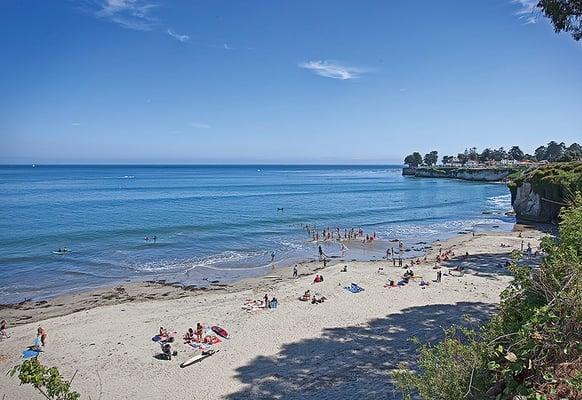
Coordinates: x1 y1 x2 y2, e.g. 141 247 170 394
152 331 176 342
241 299 266 312
22 348 41 359
189 342 212 351
345 283 365 293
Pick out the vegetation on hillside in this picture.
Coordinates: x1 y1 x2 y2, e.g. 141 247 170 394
393 195 582 399
508 162 582 205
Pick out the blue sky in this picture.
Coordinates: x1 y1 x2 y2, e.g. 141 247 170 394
1 0 581 164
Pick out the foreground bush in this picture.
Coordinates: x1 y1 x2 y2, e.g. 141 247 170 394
8 358 80 400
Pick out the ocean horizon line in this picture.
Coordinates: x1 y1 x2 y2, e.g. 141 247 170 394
0 163 405 167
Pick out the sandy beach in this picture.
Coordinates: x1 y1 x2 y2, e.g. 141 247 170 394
0 228 545 400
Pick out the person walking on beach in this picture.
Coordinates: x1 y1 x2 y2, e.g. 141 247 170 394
293 265 298 278
0 319 9 339
521 240 524 252
527 243 532 258
436 270 442 282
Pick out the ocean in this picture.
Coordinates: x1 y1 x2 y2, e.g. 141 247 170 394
0 165 514 303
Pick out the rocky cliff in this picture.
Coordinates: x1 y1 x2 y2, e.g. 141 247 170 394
403 166 518 182
509 162 582 223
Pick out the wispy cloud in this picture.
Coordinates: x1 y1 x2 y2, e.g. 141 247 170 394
71 122 82 126
167 29 190 42
190 122 210 129
299 60 366 80
512 0 538 24
92 0 158 31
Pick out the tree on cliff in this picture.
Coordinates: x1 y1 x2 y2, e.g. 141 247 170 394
537 0 582 41
492 147 507 162
508 145 524 161
546 141 567 161
423 151 438 166
441 155 454 165
560 142 582 161
468 147 479 162
535 145 547 161
479 148 493 162
457 152 469 164
404 152 423 167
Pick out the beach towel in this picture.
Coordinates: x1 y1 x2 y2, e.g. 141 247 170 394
189 342 211 351
241 299 266 312
22 348 41 359
345 283 365 293
152 331 176 342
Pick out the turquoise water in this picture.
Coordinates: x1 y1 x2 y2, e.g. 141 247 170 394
0 165 514 302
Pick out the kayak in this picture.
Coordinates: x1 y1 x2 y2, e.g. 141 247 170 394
211 326 229 339
180 349 218 368
53 249 71 255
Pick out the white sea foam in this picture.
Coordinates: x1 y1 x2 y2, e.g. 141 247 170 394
487 194 512 210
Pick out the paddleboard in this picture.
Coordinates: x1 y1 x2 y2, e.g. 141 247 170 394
211 326 229 339
180 349 218 368
53 251 66 255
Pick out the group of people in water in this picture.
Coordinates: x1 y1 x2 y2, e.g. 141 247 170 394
304 225 378 244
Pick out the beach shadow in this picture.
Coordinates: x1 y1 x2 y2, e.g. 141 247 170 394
444 251 543 281
226 301 497 400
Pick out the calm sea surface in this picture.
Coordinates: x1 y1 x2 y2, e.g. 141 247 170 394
0 165 514 302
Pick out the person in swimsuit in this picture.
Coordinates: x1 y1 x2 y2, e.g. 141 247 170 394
184 328 195 342
196 323 204 341
32 327 47 351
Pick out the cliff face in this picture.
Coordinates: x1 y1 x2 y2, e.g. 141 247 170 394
510 182 560 223
407 167 516 182
509 162 582 223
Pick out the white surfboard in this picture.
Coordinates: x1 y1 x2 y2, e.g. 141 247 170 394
180 350 218 368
